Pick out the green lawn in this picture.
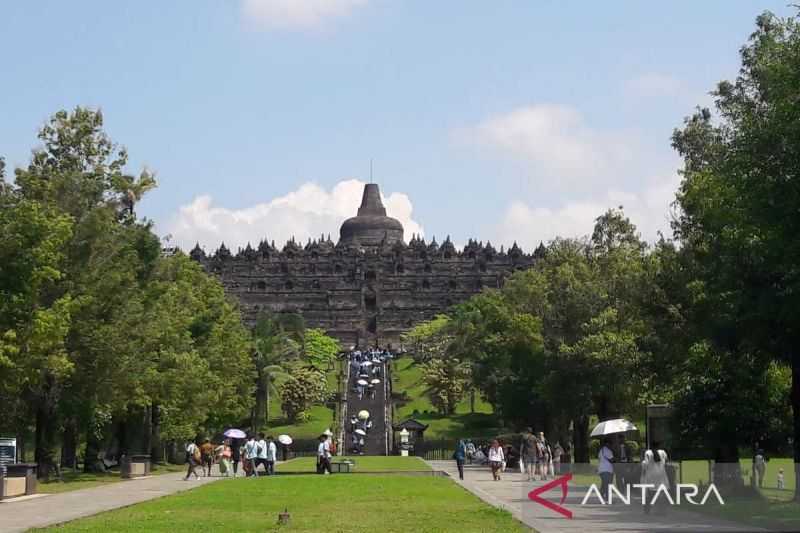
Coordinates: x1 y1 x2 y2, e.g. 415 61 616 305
40 475 525 532
391 356 503 439
277 455 430 473
678 458 795 493
38 463 188 494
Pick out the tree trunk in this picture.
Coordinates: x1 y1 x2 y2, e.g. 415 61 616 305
265 378 271 426
793 350 800 502
572 415 590 463
254 373 266 431
15 425 27 463
712 440 743 495
470 389 475 414
34 379 60 481
83 428 105 473
150 404 164 464
60 417 78 471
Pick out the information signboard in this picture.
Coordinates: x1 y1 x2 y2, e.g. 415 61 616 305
0 437 17 466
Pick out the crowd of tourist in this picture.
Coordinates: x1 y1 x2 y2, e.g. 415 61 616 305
346 347 392 454
184 433 281 480
451 429 564 482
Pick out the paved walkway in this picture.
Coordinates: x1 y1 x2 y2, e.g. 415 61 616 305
0 469 226 532
427 461 765 532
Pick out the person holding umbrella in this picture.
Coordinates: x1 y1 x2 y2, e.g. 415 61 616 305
223 428 247 477
598 437 615 498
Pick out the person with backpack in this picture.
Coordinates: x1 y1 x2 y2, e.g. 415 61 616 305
519 428 538 481
184 440 201 480
200 438 215 477
255 433 269 474
640 442 669 515
453 439 467 480
244 434 260 477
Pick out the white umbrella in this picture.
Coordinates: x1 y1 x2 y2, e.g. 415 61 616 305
362 361 373 367
357 379 368 386
355 429 366 436
223 428 246 439
278 434 293 445
590 418 637 437
358 410 370 420
370 378 380 384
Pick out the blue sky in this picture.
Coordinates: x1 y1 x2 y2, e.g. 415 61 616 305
1 1 792 251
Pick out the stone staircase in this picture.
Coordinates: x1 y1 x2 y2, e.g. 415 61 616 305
344 359 390 455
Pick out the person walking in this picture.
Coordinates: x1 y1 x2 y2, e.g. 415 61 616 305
184 440 200 480
317 434 332 474
641 443 669 515
200 438 215 477
256 432 269 475
539 431 552 480
552 441 564 475
488 439 505 481
753 449 767 488
519 428 538 481
217 439 232 477
465 440 476 465
231 438 241 477
244 434 260 477
598 437 615 499
266 435 277 475
453 439 467 480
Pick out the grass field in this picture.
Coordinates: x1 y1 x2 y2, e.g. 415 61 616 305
277 455 431 473
38 463 188 494
391 356 502 439
40 475 525 532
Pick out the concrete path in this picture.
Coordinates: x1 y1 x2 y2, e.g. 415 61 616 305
0 468 227 532
427 461 765 533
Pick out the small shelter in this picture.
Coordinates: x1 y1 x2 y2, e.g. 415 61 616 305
392 419 429 452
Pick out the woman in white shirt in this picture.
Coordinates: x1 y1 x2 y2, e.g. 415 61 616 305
640 444 669 515
597 438 614 497
488 439 505 481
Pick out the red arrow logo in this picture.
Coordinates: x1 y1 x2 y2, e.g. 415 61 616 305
527 473 573 519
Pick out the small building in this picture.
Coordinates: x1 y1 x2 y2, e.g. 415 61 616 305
392 418 429 452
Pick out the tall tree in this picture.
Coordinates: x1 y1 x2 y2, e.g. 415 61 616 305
671 11 800 498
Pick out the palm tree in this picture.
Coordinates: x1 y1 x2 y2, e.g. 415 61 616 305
251 313 305 431
112 170 156 219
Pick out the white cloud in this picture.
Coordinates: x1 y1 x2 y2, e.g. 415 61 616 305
165 179 423 252
491 174 681 249
457 104 635 187
241 0 367 30
625 72 686 97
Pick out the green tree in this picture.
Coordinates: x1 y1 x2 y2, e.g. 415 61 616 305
304 328 340 370
252 314 302 430
420 357 472 415
671 11 800 497
280 362 328 423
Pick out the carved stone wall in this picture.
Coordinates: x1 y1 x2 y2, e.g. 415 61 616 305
192 235 536 348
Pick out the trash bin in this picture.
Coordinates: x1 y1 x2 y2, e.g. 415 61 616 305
0 463 37 499
121 454 151 478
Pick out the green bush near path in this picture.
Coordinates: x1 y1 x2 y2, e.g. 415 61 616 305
38 475 526 532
